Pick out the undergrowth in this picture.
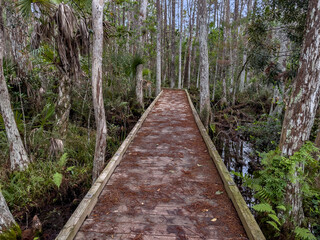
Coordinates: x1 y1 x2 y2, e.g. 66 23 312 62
233 142 320 240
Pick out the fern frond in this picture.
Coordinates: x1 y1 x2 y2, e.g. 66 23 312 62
252 203 275 214
294 227 316 240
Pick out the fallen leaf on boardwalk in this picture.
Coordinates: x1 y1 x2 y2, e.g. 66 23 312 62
197 164 202 167
202 209 209 212
215 190 223 195
211 218 217 222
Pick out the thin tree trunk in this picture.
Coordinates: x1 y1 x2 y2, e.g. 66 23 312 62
55 75 72 138
156 0 162 95
0 192 16 233
92 0 107 182
135 0 148 108
279 0 320 229
221 0 227 106
198 0 210 127
170 0 176 88
5 1 31 79
0 2 30 171
178 0 183 89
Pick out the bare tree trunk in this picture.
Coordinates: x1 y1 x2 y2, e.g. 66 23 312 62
221 0 227 106
55 75 72 138
270 27 288 117
162 0 167 86
92 0 107 182
54 4 81 138
170 0 176 88
135 0 148 107
0 192 16 234
5 1 31 79
156 0 162 95
279 0 320 228
198 0 210 127
239 51 246 92
183 0 195 89
178 0 183 89
0 2 30 171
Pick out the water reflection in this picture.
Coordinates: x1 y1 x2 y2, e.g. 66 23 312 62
214 134 260 206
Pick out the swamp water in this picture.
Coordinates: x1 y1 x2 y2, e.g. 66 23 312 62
214 134 260 206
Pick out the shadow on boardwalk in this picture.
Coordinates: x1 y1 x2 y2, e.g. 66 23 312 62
75 89 248 240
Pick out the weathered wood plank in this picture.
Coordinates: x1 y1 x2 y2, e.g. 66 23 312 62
55 91 164 240
185 90 266 240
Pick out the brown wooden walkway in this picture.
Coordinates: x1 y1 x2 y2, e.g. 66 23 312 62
58 89 265 240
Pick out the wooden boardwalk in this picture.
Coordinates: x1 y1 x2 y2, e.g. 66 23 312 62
57 89 265 240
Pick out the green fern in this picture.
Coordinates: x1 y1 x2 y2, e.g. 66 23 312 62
58 153 68 167
53 172 62 188
252 203 275 214
294 227 316 240
266 221 280 231
267 214 280 225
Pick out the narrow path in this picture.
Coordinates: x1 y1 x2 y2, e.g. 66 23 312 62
75 89 248 239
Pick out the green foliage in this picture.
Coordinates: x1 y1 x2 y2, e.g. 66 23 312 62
58 153 68 167
53 172 63 188
17 0 55 18
236 142 320 239
253 203 275 214
238 116 281 152
294 227 317 240
131 54 145 75
0 125 94 213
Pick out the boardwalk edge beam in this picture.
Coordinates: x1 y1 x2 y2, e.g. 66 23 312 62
56 91 163 240
185 90 266 240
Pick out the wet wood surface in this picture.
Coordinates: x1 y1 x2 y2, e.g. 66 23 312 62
75 89 248 240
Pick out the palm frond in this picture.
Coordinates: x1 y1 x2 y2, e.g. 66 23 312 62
17 0 55 18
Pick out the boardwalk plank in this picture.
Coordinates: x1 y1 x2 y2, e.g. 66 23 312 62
73 90 254 240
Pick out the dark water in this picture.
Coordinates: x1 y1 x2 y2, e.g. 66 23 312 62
214 134 260 206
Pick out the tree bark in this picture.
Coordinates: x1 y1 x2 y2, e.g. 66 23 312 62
170 0 176 88
5 1 31 79
0 192 16 233
156 0 162 95
0 2 30 171
198 0 210 127
92 0 108 182
178 0 183 89
135 0 148 108
279 0 320 227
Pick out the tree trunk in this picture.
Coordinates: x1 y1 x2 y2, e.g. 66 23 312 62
55 75 72 138
0 192 16 233
170 0 176 88
221 0 228 106
156 0 162 95
92 0 108 182
0 2 30 171
178 0 183 89
5 1 31 79
135 0 148 108
198 0 210 127
279 0 320 228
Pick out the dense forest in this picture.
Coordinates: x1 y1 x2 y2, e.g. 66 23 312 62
0 0 319 239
